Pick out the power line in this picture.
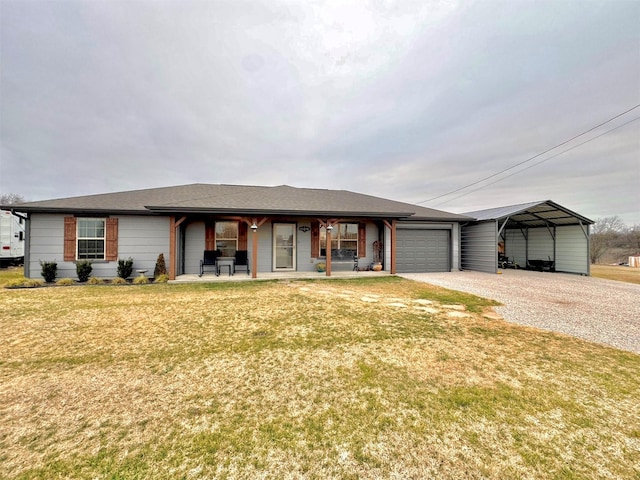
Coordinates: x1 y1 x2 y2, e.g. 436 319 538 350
417 103 640 205
429 115 640 208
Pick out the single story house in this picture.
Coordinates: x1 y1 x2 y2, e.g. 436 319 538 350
4 184 473 280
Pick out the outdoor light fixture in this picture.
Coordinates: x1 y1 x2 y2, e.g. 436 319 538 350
326 224 333 231
250 223 258 232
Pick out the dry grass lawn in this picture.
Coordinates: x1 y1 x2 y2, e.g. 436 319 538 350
1 270 639 479
591 264 640 285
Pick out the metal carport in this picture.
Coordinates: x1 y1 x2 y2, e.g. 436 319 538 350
461 200 594 275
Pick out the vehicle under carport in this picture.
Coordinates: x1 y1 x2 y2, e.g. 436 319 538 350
460 200 594 275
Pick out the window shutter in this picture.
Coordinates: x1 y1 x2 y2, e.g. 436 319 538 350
238 222 248 250
105 217 118 261
205 222 216 250
358 223 366 257
63 217 77 261
311 221 319 257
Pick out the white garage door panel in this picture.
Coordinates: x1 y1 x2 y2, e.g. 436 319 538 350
397 229 450 273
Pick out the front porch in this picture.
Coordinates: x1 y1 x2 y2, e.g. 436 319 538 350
171 269 392 283
169 215 397 280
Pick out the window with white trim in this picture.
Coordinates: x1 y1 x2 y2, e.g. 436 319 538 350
77 218 105 260
215 221 238 257
320 223 358 259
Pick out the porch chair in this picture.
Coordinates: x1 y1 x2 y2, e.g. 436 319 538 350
234 250 250 275
199 250 220 277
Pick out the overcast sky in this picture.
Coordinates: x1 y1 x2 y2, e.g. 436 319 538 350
1 0 639 224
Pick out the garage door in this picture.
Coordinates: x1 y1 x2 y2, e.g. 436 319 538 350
396 229 450 273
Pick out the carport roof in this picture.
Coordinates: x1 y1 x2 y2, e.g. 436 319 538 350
464 200 594 228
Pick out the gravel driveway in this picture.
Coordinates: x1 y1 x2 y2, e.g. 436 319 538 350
400 269 640 354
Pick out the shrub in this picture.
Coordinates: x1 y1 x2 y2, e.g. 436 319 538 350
87 277 104 285
5 277 28 288
56 278 75 286
154 274 169 283
315 262 326 272
110 277 128 285
133 275 149 285
76 260 93 282
154 253 167 279
6 278 43 288
117 257 134 279
40 261 57 283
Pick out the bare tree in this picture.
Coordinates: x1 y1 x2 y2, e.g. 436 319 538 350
0 193 26 205
590 216 626 264
627 225 640 254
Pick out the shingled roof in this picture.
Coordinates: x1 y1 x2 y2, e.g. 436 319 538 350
5 184 472 221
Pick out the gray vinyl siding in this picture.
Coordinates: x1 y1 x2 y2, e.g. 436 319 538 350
184 221 205 275
29 213 66 278
257 224 272 272
118 216 170 274
528 228 554 263
451 222 460 271
296 221 315 272
505 229 527 268
461 221 497 273
27 213 169 279
362 222 377 269
556 225 589 274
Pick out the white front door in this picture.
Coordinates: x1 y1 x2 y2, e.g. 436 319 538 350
273 223 296 270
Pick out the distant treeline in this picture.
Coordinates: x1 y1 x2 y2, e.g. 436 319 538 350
590 216 640 264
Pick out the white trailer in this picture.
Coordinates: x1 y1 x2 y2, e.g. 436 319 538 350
0 210 25 266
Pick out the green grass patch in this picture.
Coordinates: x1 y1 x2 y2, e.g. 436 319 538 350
1 270 638 479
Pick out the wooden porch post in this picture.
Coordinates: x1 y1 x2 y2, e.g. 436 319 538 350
241 217 268 279
383 219 397 274
326 226 332 277
168 216 187 280
251 222 258 279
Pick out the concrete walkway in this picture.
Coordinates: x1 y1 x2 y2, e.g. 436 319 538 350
400 269 640 354
171 270 389 283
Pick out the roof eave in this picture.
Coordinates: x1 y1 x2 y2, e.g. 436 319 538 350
404 215 475 222
10 206 154 215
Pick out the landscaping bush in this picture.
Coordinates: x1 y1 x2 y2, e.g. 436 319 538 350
87 277 103 285
154 274 169 283
5 277 28 288
76 260 93 282
56 278 75 286
111 277 128 285
154 253 167 279
117 257 134 279
133 275 149 285
6 277 43 288
40 261 57 283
